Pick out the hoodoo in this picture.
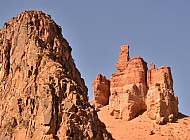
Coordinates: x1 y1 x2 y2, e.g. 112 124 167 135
93 44 178 124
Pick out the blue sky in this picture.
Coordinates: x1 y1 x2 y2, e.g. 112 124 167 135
0 1 189 116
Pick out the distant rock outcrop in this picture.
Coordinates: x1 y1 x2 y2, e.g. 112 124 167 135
93 44 179 124
92 74 110 108
0 11 113 140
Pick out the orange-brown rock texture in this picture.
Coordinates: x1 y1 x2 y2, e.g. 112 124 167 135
92 74 110 108
93 44 179 124
109 55 148 120
147 65 178 124
0 11 113 140
147 64 173 89
115 44 130 72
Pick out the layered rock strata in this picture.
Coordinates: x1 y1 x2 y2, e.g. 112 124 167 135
115 44 130 72
109 57 147 120
93 44 179 124
147 65 178 124
147 64 173 89
0 11 113 140
92 74 110 108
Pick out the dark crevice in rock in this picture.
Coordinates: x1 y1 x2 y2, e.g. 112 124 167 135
3 39 11 78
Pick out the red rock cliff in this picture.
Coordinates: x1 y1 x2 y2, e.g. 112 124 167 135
0 11 113 140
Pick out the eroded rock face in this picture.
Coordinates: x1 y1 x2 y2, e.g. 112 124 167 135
93 45 179 124
0 11 113 140
92 74 110 108
147 65 173 89
115 44 130 72
109 55 148 120
147 65 178 124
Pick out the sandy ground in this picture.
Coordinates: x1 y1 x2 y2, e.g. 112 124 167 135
98 105 190 140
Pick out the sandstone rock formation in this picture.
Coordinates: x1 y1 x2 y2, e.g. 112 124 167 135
93 44 179 124
0 11 113 140
147 65 173 89
147 65 178 124
109 56 147 120
92 74 110 108
115 44 130 72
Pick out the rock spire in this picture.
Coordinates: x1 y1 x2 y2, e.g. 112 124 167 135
115 44 130 71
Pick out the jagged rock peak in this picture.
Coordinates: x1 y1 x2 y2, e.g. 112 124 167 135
0 10 113 140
